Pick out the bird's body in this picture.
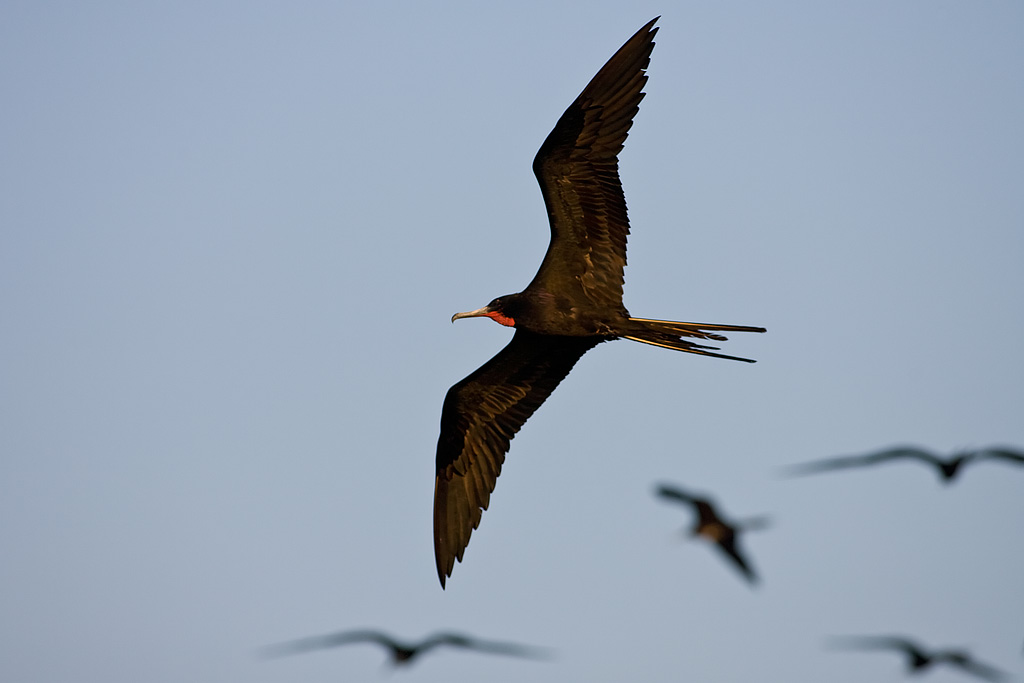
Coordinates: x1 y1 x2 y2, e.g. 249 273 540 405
655 484 768 584
261 629 550 667
784 445 1024 483
433 18 765 587
830 635 1007 681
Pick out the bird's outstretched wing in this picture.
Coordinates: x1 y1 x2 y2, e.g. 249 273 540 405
260 629 398 658
656 484 718 521
527 17 659 309
940 652 1008 682
714 536 757 584
434 331 601 586
975 447 1024 466
691 499 722 527
783 446 942 476
828 634 927 658
422 632 553 660
655 483 700 507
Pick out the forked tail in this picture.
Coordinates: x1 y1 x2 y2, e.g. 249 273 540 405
623 317 766 363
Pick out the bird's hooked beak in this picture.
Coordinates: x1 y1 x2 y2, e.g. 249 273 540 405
451 305 493 323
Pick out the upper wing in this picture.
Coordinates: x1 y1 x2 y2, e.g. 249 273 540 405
941 653 1008 682
784 446 940 476
656 484 720 523
976 447 1024 465
714 536 758 584
526 18 659 309
434 330 601 586
425 632 553 660
655 483 699 506
692 499 722 527
828 635 926 657
260 629 396 658
863 446 943 465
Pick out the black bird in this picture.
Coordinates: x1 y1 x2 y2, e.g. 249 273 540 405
261 629 551 667
434 19 765 587
783 445 1024 483
654 483 769 585
829 635 1008 682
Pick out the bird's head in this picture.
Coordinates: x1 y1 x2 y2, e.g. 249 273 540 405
451 294 524 328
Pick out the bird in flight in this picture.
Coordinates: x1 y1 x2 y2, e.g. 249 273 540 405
655 483 769 585
782 445 1024 483
829 635 1008 681
261 629 551 667
434 18 765 587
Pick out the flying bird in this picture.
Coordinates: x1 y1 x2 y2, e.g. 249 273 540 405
783 445 1024 483
654 483 769 585
434 18 765 587
829 635 1008 682
261 629 551 667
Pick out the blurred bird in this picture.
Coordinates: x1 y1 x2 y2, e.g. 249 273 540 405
261 629 551 667
783 445 1024 483
654 484 769 585
829 635 1008 681
434 17 764 588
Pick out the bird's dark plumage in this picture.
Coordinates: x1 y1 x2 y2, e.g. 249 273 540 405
434 18 765 587
261 629 550 666
435 331 601 581
784 445 1024 483
655 484 768 585
830 635 1008 682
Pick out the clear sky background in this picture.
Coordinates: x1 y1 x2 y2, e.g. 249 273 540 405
2 2 1022 682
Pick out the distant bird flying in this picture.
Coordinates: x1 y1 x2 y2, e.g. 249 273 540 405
434 18 765 587
261 629 550 667
783 445 1024 483
829 635 1008 682
655 483 769 585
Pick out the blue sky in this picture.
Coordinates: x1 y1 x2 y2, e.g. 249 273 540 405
2 2 1022 682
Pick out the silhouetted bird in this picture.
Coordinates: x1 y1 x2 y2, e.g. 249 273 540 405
261 629 551 667
434 18 765 587
655 484 769 585
830 635 1007 681
783 445 1024 483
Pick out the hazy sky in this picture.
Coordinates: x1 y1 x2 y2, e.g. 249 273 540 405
2 2 1022 682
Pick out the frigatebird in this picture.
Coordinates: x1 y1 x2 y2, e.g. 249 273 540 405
783 445 1024 483
829 635 1008 681
261 629 551 666
434 19 765 587
655 483 769 584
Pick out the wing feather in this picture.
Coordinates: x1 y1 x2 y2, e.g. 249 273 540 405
977 447 1024 464
655 483 698 506
715 537 757 584
784 446 941 475
260 629 397 658
434 331 601 586
527 18 659 308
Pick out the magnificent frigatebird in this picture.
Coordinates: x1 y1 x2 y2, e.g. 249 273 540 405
261 629 551 666
829 635 1008 681
654 483 769 585
783 445 1024 483
434 18 765 587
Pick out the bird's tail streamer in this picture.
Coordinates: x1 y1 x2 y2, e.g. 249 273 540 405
622 317 765 363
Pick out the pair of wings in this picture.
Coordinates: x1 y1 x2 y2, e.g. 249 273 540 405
434 19 661 586
263 628 547 662
785 445 1024 476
